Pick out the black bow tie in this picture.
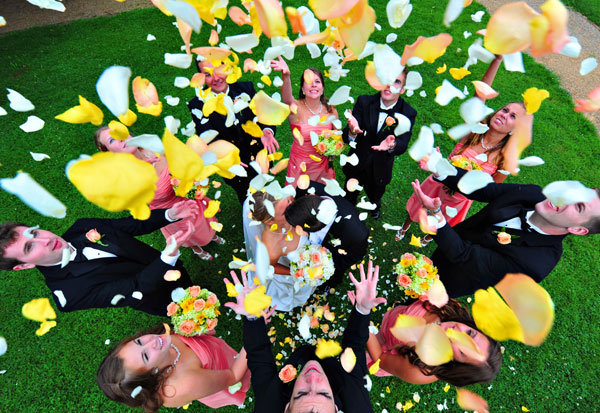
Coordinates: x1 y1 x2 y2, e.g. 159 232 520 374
380 107 396 116
519 208 532 232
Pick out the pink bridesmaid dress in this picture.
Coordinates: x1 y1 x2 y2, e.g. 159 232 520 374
405 142 498 227
149 167 216 247
177 334 251 408
286 122 336 187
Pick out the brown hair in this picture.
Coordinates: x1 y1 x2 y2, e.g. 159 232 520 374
284 195 327 233
249 191 278 223
455 102 527 170
298 67 334 113
97 324 170 413
395 299 502 387
94 126 110 152
0 222 26 270
586 188 600 234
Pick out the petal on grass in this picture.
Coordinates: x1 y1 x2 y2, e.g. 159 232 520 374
22 297 56 322
55 95 104 125
0 337 6 356
19 116 45 133
401 33 453 65
414 324 453 366
30 152 50 161
449 67 470 80
36 321 57 336
484 2 539 54
542 180 596 207
6 88 34 112
0 172 66 218
434 79 465 106
96 66 131 118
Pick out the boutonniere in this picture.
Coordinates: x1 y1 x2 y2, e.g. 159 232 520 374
86 229 108 246
493 227 519 245
279 364 299 383
383 115 396 131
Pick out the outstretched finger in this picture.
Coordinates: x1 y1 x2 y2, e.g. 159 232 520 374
347 290 356 305
359 263 366 282
348 271 358 287
241 270 249 286
229 270 241 285
372 265 380 284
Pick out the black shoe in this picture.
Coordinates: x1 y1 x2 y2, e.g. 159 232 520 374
371 208 381 220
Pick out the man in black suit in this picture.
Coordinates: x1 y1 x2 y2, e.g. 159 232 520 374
287 181 369 288
0 205 196 315
343 69 417 219
225 261 385 413
187 56 279 203
411 169 600 297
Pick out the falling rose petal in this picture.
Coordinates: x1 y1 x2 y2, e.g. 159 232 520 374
447 123 473 141
328 85 352 106
471 10 485 22
96 66 131 118
68 152 156 220
174 76 190 89
368 358 381 375
445 206 458 217
418 208 438 235
346 178 362 192
472 81 499 100
0 337 6 356
580 57 598 76
309 0 361 20
472 286 524 342
36 320 57 336
522 88 549 114
254 235 272 285
444 0 464 27
226 33 260 53
518 156 544 166
468 39 495 64
365 61 387 91
502 51 525 73
18 116 44 133
387 0 413 28
574 86 600 113
446 328 486 363
163 270 182 281
163 0 201 32
460 98 494 125
117 109 137 127
484 2 539 54
335 3 377 55
456 388 489 412
317 198 338 224
502 114 533 174
131 291 143 300
542 180 596 207
374 45 404 86
229 6 252 25
298 314 312 339
315 339 342 359
297 174 310 190
435 79 466 106
128 134 164 154
426 278 449 308
1 172 66 218
558 36 581 58
171 287 186 302
389 314 426 345
255 0 287 38
55 95 104 125
130 385 143 399
408 126 434 161
401 33 452 65
449 67 470 80
340 153 359 167
163 129 205 196
457 170 493 194
414 324 453 366
270 158 289 175
147 34 156 41
107 120 129 141
6 88 35 112
164 53 192 69
404 71 422 91
249 91 290 125
244 285 272 316
322 178 346 197
340 347 357 373
22 298 56 322
533 0 570 56
191 47 232 62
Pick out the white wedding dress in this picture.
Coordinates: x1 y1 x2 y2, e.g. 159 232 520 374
242 198 317 312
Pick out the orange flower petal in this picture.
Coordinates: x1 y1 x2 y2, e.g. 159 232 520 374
426 278 449 308
401 33 453 65
308 0 361 20
456 388 489 412
297 174 310 189
472 80 499 100
190 72 206 88
334 2 376 55
254 0 287 38
208 29 219 46
389 314 427 345
243 58 258 73
365 61 387 91
483 2 539 55
176 17 192 55
293 26 332 46
574 86 600 113
269 158 289 174
132 76 159 107
191 47 232 61
228 6 252 26
256 149 270 174
445 328 487 363
414 324 453 366
292 127 304 145
502 113 533 175
538 0 569 54
286 7 307 35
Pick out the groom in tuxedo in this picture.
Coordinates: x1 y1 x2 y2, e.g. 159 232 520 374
188 56 279 204
412 169 600 297
343 69 417 219
0 205 195 315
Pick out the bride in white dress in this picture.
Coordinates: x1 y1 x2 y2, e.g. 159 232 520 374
242 192 324 312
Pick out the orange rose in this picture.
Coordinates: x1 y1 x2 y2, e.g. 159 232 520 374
397 273 411 287
497 232 511 245
310 317 319 328
317 142 327 153
189 286 201 297
295 269 304 278
178 320 196 335
335 141 343 150
322 129 333 138
206 294 218 306
311 252 321 264
85 229 102 243
423 256 433 265
206 318 218 330
385 116 395 127
401 253 416 261
170 177 181 186
166 302 180 317
193 299 206 312
279 364 297 383
416 268 428 278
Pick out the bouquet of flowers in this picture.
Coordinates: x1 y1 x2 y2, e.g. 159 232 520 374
394 252 439 299
167 286 220 336
314 129 345 157
171 176 209 200
450 155 482 171
289 244 335 290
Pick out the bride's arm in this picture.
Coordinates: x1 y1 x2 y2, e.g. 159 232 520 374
262 230 292 275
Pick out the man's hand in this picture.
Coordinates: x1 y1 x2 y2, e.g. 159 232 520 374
260 129 279 154
347 261 386 314
270 56 290 76
167 201 199 221
347 113 363 136
371 135 396 151
164 221 194 257
223 270 274 319
411 179 441 212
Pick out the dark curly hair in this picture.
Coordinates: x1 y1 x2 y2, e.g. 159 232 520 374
284 195 327 233
298 67 334 113
0 222 26 270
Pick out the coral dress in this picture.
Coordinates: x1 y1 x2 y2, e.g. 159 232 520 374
287 122 336 187
177 334 251 408
149 166 216 247
405 143 498 226
367 301 429 377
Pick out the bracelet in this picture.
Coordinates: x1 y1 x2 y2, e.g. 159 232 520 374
427 206 441 215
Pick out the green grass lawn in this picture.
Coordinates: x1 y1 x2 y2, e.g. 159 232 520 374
562 0 600 27
0 1 599 412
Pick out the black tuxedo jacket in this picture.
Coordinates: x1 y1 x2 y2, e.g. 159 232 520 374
297 181 369 284
432 170 565 297
244 307 373 413
342 93 417 185
38 209 191 315
187 81 276 164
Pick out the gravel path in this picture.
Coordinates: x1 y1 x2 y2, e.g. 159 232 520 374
1 0 598 135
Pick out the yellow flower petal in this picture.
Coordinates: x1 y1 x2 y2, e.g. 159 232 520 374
270 223 278 231
332 0 376 55
162 128 204 197
204 200 220 218
256 148 270 174
409 234 421 247
136 102 162 117
368 358 380 375
530 0 569 57
242 120 264 138
108 120 129 141
68 152 157 220
201 140 241 180
260 74 272 87
436 64 447 74
191 46 232 62
456 388 489 412
472 285 524 342
414 324 453 366
210 221 223 232
522 87 550 114
118 109 137 126
315 339 342 359
226 282 239 297
36 320 57 336
340 347 357 373
55 95 104 126
132 76 160 107
484 2 539 55
254 0 287 38
449 67 471 80
22 298 56 322
309 0 361 20
309 154 323 162
389 314 426 344
249 91 291 126
267 152 283 162
445 328 486 363
244 285 272 316
401 33 453 65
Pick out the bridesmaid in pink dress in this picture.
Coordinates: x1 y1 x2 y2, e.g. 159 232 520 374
365 300 501 386
95 128 224 260
98 324 250 411
271 56 339 186
397 56 530 245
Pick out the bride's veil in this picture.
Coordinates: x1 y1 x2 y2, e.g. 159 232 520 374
242 195 264 278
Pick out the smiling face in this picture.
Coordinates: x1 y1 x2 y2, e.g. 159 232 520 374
380 71 407 106
489 103 526 135
300 69 325 101
199 61 228 94
534 194 600 235
118 334 173 374
2 226 67 269
273 196 294 226
286 360 337 413
439 322 491 365
98 128 136 154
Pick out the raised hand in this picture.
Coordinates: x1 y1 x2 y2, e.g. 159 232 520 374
270 56 290 76
411 179 441 212
347 113 363 135
167 200 199 221
164 221 194 256
371 135 396 151
260 128 280 154
347 261 386 314
223 270 258 317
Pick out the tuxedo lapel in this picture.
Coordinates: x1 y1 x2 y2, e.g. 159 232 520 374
367 96 379 142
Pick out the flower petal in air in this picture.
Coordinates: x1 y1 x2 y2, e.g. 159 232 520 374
426 278 449 308
387 0 412 28
118 109 137 127
30 152 50 161
298 314 312 339
164 53 192 69
322 177 346 197
19 116 45 133
255 0 287 38
401 34 452 65
315 339 342 359
96 66 131 118
456 388 489 412
0 337 6 356
6 88 34 112
460 97 494 125
502 51 525 72
444 0 464 27
472 81 499 100
414 324 453 366
191 47 232 62
389 314 426 345
522 87 549 114
365 61 387 91
286 7 307 35
128 134 164 154
518 156 544 167
309 0 361 20
434 79 465 106
242 120 264 137
328 85 352 106
335 2 377 55
68 152 157 220
163 0 202 33
249 91 291 126
484 2 539 55
533 0 569 56
542 180 596 207
229 6 252 26
495 273 554 346
445 328 486 363
559 35 580 58
244 285 272 316
457 170 493 194
449 67 470 80
579 57 598 76
472 286 524 342
340 347 357 373
163 129 204 196
22 298 56 322
225 33 260 53
0 172 66 218
404 71 422 91
502 113 533 174
55 95 104 126
270 158 289 175
574 86 600 113
408 126 434 161
374 45 404 85
26 0 65 12
108 120 129 141
418 208 438 235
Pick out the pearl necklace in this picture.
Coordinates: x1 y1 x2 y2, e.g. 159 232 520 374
481 135 501 151
303 99 322 116
164 344 181 375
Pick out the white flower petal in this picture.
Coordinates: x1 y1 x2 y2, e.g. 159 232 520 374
386 33 398 43
558 36 581 58
164 53 192 69
171 287 186 302
387 0 413 29
298 314 312 340
298 6 319 34
307 115 320 127
306 43 321 58
201 151 217 166
404 71 423 90
0 106 6 116
419 90 427 97
460 98 494 125
111 294 126 306
164 115 180 135
273 76 283 87
254 236 271 285
364 374 372 391
328 85 352 106
406 56 424 66
226 33 259 53
96 66 131 118
0 337 6 356
174 76 190 88
317 198 338 223
468 38 495 64
19 115 45 133
358 41 376 60
443 0 464 27
474 153 488 162
408 126 434 161
356 197 377 210
433 158 458 180
132 291 143 300
434 79 465 106
382 223 402 231
322 178 346 197
464 31 472 39
1 172 66 218
127 134 165 154
359 212 369 221
445 206 458 217
165 95 180 106
6 88 35 112
130 385 143 399
147 34 156 41
457 170 494 194
502 52 525 73
542 181 596 207
228 164 247 177
26 0 65 12
430 123 444 134
471 10 485 22
470 122 489 134
393 113 412 135
30 152 50 161
250 174 274 191
200 129 219 143
163 0 202 32
374 45 404 85
340 153 359 167
332 119 342 129
518 156 545 167
580 58 598 76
